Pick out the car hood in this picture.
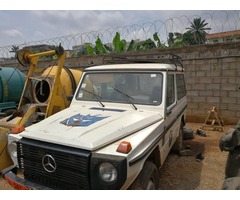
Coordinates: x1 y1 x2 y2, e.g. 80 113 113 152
20 106 163 150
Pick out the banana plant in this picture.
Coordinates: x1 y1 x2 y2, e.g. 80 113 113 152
113 32 127 53
86 32 166 55
153 32 166 48
153 32 161 47
86 45 96 55
95 37 109 54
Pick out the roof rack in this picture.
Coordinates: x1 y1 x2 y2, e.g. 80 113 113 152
103 53 183 70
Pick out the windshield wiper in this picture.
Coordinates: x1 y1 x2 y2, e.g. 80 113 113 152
112 87 137 110
81 88 105 107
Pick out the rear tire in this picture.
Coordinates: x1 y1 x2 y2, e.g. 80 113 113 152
128 161 159 190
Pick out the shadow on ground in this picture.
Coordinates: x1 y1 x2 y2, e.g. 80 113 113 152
159 140 205 190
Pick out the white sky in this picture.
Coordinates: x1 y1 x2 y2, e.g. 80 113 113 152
0 0 238 47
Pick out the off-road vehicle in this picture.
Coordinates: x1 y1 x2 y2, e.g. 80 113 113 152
2 53 187 190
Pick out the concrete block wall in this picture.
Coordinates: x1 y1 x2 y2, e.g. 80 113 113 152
1 42 240 124
184 56 240 124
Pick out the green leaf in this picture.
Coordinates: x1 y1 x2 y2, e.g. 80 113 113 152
95 37 108 54
153 32 161 48
126 40 136 51
87 45 95 55
113 32 126 53
113 32 121 52
121 39 127 51
173 38 184 47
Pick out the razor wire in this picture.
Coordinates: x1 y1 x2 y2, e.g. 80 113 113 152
0 10 240 59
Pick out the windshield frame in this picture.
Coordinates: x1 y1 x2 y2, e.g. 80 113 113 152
75 70 163 106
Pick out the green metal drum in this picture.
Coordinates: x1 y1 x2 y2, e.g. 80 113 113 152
0 67 25 103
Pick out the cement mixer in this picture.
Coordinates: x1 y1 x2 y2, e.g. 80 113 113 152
33 66 81 105
0 45 83 170
0 67 25 117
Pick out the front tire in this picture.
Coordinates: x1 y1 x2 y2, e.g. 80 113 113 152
128 161 159 190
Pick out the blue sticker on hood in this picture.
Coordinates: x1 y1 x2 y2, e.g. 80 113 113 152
60 113 109 126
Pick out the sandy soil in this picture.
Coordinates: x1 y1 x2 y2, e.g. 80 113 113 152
0 122 232 190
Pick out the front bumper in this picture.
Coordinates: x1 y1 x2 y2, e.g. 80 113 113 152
1 165 51 190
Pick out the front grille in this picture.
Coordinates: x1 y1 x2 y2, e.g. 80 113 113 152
17 138 91 189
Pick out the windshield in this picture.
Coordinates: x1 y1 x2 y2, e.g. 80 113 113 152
76 72 163 105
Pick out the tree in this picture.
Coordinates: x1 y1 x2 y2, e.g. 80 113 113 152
167 32 187 48
186 17 211 44
182 31 198 45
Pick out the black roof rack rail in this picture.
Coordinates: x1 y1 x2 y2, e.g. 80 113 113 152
103 53 183 70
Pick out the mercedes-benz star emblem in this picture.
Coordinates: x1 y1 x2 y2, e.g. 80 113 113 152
42 154 57 173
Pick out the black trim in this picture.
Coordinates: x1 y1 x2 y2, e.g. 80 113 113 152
17 138 91 189
90 153 127 189
129 104 187 166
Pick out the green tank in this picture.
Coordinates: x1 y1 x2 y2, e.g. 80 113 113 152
0 67 25 115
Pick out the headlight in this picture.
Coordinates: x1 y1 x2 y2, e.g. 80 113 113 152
8 141 17 158
91 153 127 189
99 162 117 182
8 134 22 166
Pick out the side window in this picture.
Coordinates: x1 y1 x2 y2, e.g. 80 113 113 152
166 74 175 107
176 74 186 100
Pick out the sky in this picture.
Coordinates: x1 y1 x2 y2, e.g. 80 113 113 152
0 0 238 47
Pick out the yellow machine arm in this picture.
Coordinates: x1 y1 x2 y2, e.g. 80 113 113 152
17 44 67 118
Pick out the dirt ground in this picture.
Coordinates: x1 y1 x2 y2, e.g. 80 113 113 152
0 122 232 190
159 122 230 190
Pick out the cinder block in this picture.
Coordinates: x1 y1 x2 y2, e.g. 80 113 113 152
228 104 240 111
221 110 236 117
192 84 206 90
191 96 206 103
221 84 237 91
223 70 238 77
187 91 199 96
187 102 199 109
222 97 237 104
206 84 220 90
229 91 239 98
196 71 206 77
206 97 220 103
199 91 213 97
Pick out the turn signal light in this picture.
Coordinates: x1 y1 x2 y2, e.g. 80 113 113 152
11 125 25 134
4 175 29 190
117 141 132 154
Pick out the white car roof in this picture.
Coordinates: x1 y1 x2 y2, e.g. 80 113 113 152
85 63 184 72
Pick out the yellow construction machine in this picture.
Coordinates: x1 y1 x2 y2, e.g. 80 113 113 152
0 45 82 170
